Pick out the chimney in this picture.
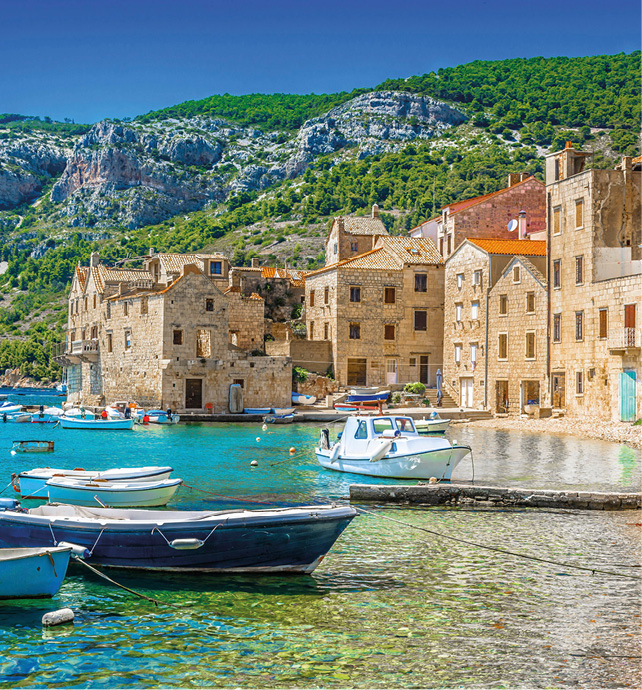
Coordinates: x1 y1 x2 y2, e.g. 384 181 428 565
251 257 259 268
230 269 241 288
149 247 155 256
507 173 521 187
372 203 379 218
337 217 345 233
520 173 531 182
90 252 99 267
518 210 527 240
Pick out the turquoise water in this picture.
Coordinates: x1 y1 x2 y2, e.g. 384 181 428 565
0 394 640 688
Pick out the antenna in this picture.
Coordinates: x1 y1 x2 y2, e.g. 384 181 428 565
507 219 518 232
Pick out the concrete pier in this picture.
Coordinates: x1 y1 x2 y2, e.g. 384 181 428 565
349 483 642 511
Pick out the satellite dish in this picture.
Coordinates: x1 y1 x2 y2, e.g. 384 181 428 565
507 219 518 232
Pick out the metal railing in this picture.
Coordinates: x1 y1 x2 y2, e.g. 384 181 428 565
608 328 640 349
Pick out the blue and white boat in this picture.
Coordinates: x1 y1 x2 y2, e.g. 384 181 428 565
315 415 471 480
31 407 64 423
16 465 174 500
43 476 182 507
0 545 72 599
244 408 272 415
0 402 23 415
145 410 180 425
264 413 295 424
61 408 96 420
59 416 135 430
2 412 31 423
414 413 450 434
0 502 357 574
292 393 317 405
345 390 390 404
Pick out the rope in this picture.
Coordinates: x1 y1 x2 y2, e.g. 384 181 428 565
353 506 642 581
152 522 223 546
0 480 14 496
180 482 275 505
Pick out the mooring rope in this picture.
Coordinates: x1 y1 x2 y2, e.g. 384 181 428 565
354 506 642 580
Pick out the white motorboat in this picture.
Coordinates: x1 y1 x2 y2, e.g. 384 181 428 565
44 476 182 507
292 393 317 405
315 415 471 480
59 416 135 430
30 407 64 423
0 403 23 415
105 402 145 420
414 414 450 434
2 412 31 423
16 465 174 499
145 410 180 424
61 408 96 420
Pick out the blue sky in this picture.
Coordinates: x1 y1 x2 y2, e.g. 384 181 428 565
1 0 639 123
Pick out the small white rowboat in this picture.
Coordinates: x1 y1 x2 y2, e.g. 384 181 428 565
59 416 135 430
44 477 182 507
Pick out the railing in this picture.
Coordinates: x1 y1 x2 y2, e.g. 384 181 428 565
71 339 99 355
608 328 640 350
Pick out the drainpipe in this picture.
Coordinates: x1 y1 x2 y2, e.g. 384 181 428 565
546 191 552 405
484 256 491 409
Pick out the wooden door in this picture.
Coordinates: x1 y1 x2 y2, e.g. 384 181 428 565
460 377 473 408
624 304 636 346
552 373 565 409
347 359 367 386
185 379 203 409
419 356 429 384
495 381 509 413
619 370 637 422
386 359 397 385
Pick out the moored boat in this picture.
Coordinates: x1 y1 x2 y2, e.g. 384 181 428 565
264 413 295 424
30 406 64 423
0 545 72 599
414 414 450 434
0 402 23 415
11 440 55 454
292 393 317 405
2 412 31 423
0 502 357 573
43 477 182 507
345 390 390 404
315 414 471 480
244 408 272 414
15 465 174 499
61 408 96 420
59 416 135 430
145 409 180 424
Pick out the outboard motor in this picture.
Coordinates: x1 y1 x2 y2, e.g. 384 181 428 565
319 428 330 450
0 497 20 512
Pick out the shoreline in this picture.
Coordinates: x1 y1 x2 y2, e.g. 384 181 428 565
459 416 641 450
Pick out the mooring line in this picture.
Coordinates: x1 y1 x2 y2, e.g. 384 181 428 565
354 506 642 580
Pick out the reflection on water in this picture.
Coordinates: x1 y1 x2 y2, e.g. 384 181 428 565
0 407 640 687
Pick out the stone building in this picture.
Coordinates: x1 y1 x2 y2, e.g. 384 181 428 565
443 238 547 409
324 204 389 265
487 256 548 414
412 175 546 259
55 254 291 412
546 145 641 421
305 236 444 388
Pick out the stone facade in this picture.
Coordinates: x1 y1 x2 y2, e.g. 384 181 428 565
443 239 546 409
325 205 388 265
306 236 444 388
487 257 548 414
58 258 291 412
547 146 641 421
265 338 333 375
413 175 546 260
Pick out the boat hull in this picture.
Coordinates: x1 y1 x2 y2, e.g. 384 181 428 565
0 506 356 573
18 466 174 500
59 417 135 430
44 479 182 507
0 547 71 599
315 445 471 480
415 420 450 434
345 391 389 403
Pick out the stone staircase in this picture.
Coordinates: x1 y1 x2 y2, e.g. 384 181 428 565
421 389 457 408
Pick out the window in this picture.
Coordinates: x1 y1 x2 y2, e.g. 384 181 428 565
409 357 416 367
350 286 361 302
324 287 329 305
439 237 444 256
173 330 183 345
470 342 478 364
354 421 368 439
384 324 395 340
324 322 329 340
123 301 128 316
575 256 584 285
457 273 464 289
107 333 112 353
472 270 482 286
333 242 338 255
455 303 463 322
576 371 584 396
415 273 427 292
124 331 132 350
84 297 87 311
575 199 584 228
471 301 479 320
90 326 98 340
526 292 535 313
210 261 222 275
599 308 608 339
196 329 211 358
93 294 96 309
384 287 396 304
140 296 148 315
513 266 521 283
233 379 244 388
499 294 508 315
351 242 358 252
349 322 361 339
205 298 214 312
309 321 315 339
498 333 508 360
106 302 111 319
553 259 561 289
553 206 561 235
526 332 536 359
454 343 462 363
414 310 427 331
553 314 561 343
309 289 315 307
373 418 394 435
447 235 452 255
575 311 584 341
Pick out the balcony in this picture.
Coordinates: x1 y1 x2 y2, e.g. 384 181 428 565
53 339 99 365
608 328 640 353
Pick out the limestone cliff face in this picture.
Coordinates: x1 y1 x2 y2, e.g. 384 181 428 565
0 91 466 226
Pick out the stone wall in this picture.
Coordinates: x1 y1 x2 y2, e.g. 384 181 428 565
225 289 265 351
265 338 333 375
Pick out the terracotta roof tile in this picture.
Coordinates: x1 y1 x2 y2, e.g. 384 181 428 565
377 236 443 265
76 266 88 290
468 238 547 256
444 176 543 215
157 253 225 273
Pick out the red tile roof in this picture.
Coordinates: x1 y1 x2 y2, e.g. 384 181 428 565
468 238 547 256
444 176 543 215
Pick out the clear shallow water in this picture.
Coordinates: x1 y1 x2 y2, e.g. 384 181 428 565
0 394 640 688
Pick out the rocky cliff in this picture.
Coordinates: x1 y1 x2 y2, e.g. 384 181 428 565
0 92 467 228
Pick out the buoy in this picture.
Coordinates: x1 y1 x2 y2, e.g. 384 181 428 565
256 437 261 442
250 460 258 467
42 608 74 627
289 447 296 454
428 477 438 484
262 424 267 431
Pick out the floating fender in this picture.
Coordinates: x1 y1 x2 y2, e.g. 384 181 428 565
169 538 204 550
42 608 75 627
369 438 394 463
329 443 341 464
58 541 91 559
